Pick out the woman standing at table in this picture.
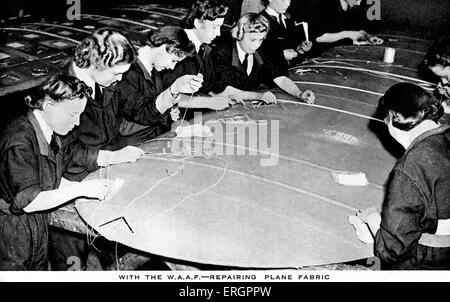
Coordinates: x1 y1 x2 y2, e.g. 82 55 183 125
0 75 111 270
358 83 450 269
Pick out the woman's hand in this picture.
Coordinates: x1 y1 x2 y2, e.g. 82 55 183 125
261 91 277 104
78 179 112 200
296 40 313 54
109 146 145 165
170 107 180 121
283 49 298 61
171 74 204 95
299 90 315 104
357 207 380 224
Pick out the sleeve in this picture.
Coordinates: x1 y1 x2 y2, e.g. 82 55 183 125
374 169 427 265
61 133 100 182
258 53 288 88
5 144 43 213
211 44 250 93
115 68 169 126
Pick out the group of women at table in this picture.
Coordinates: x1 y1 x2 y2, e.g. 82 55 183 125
0 0 449 270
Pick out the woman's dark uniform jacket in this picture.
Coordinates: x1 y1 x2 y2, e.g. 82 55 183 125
62 61 169 182
374 126 450 269
114 58 171 146
211 34 287 94
161 43 216 94
258 10 308 70
0 111 63 270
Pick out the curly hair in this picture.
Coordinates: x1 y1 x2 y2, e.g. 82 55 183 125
73 28 136 70
379 82 443 131
182 0 228 29
424 38 450 68
231 13 270 41
25 74 92 110
147 26 196 58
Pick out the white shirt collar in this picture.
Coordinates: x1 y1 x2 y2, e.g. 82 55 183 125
340 0 361 11
184 29 202 53
236 41 253 75
236 41 248 62
265 6 286 21
72 62 96 96
33 109 53 144
137 46 155 75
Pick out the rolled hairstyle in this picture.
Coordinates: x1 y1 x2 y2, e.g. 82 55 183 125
231 13 269 41
147 26 196 58
25 74 92 110
379 82 443 131
73 28 136 70
424 38 450 68
182 0 228 29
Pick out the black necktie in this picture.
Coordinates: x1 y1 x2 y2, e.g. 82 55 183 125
198 45 205 59
50 133 60 156
278 14 285 28
242 54 249 73
94 83 102 103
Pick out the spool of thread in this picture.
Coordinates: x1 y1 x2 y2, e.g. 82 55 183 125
383 47 396 64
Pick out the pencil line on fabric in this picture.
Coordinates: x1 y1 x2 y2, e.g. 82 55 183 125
294 65 434 85
293 81 383 96
146 156 372 212
276 98 383 122
112 8 183 20
372 33 432 42
150 157 228 220
0 27 80 43
81 14 157 30
25 22 92 34
339 44 426 55
312 57 417 72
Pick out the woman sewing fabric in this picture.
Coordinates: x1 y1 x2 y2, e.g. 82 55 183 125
0 75 111 270
115 26 230 146
358 83 450 270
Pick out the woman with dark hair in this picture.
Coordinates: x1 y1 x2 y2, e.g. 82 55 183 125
424 38 450 115
64 28 144 181
258 0 313 69
116 26 230 145
161 0 229 96
0 75 111 270
357 82 450 270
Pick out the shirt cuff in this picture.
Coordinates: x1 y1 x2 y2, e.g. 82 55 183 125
97 150 111 167
156 88 177 114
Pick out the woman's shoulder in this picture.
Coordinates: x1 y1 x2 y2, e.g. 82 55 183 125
0 115 35 150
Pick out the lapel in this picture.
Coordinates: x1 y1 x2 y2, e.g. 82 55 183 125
27 110 60 163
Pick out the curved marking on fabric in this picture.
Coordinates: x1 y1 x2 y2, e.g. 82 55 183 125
312 57 417 72
143 138 385 190
112 8 182 20
24 22 92 34
276 98 383 122
81 14 156 30
143 156 358 212
295 64 434 85
339 44 426 55
0 27 80 43
315 92 377 107
293 81 383 96
374 34 432 42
